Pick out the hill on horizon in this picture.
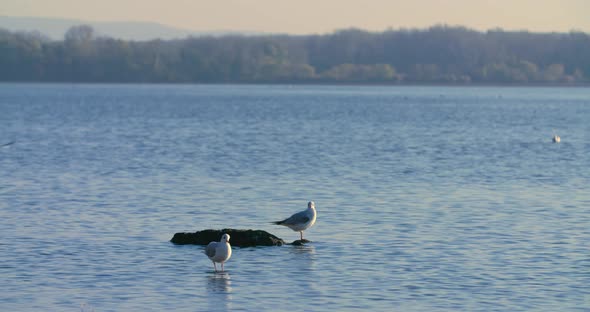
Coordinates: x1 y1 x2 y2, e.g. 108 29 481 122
0 16 258 41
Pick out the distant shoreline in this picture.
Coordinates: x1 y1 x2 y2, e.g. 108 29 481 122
2 26 588 86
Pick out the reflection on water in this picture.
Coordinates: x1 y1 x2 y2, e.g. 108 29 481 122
206 272 232 311
289 244 316 255
288 245 316 271
284 244 321 302
207 272 232 293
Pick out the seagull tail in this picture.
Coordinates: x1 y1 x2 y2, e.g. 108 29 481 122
272 221 284 225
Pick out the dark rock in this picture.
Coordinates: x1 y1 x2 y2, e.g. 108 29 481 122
171 229 285 247
291 239 311 246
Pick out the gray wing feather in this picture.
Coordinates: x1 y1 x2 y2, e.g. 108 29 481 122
282 210 310 225
205 242 217 258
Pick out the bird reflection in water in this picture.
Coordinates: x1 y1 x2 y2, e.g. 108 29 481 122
290 244 316 256
286 244 321 298
206 272 233 311
207 272 232 293
288 244 317 272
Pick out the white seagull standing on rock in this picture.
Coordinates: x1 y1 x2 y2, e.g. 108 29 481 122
205 233 232 272
273 201 317 240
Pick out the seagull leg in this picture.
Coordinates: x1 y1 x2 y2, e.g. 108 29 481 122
213 262 217 272
221 262 225 272
300 231 303 240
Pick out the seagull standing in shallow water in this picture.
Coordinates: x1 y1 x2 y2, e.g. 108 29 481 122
273 201 317 240
204 234 232 272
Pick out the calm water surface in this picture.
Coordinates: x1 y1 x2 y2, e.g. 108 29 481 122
1 84 589 311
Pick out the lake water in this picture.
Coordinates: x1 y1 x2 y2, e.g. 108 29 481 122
0 84 589 311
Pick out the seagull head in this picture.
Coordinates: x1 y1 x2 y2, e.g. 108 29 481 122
308 201 315 209
221 233 230 242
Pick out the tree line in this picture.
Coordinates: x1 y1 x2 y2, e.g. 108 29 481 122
1 25 589 84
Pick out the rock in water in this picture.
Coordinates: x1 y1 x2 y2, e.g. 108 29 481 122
291 239 312 246
171 229 285 247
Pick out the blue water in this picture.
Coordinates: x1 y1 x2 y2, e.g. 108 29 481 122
1 84 589 311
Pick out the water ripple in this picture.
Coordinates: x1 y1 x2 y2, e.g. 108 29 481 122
1 84 589 311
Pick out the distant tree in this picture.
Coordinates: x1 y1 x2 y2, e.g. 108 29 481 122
321 63 396 82
518 60 540 82
0 25 589 83
542 64 566 82
409 64 440 82
65 25 94 42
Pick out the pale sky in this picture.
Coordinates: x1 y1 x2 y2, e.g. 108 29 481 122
2 0 589 34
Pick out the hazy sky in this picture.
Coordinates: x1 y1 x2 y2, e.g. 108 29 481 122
2 0 589 34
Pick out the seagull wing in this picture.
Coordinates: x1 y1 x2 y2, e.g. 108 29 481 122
205 242 217 258
281 210 310 225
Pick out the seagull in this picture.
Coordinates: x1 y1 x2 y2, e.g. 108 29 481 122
204 233 232 272
273 201 317 240
552 134 560 143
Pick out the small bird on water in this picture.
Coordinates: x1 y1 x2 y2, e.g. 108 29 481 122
204 233 232 272
273 201 317 241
